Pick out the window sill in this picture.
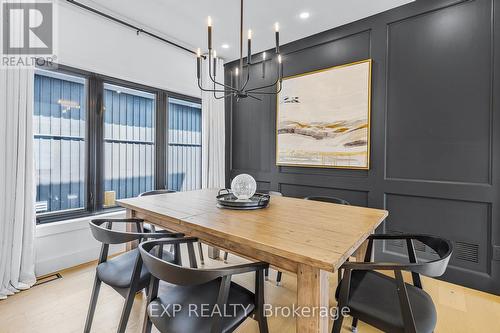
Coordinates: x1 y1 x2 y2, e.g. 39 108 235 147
35 210 126 238
36 207 125 225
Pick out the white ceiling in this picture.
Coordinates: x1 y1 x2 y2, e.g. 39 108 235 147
81 0 414 61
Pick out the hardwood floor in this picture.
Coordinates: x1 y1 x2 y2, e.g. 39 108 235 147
1 245 499 333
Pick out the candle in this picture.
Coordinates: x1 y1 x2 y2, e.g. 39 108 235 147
213 50 217 76
235 67 239 76
196 48 201 79
274 22 280 54
207 16 212 50
262 52 266 78
247 29 252 64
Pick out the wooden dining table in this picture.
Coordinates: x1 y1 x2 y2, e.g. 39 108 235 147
117 189 388 333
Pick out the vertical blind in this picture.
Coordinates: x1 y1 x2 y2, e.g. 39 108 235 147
33 71 86 213
168 98 202 191
103 84 155 203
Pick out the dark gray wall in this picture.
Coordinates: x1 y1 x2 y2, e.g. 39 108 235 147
224 0 500 295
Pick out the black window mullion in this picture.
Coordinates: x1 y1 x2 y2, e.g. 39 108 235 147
155 91 167 190
87 75 104 212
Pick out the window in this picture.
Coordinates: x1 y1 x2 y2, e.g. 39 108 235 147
167 98 202 191
103 84 155 206
34 64 202 223
34 70 86 214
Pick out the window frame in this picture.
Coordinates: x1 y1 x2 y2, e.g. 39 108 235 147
35 64 201 224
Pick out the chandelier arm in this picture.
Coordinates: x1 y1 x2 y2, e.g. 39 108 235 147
208 52 238 91
208 72 237 91
214 92 233 100
213 82 233 99
247 80 283 95
240 64 252 91
245 64 281 92
198 79 227 93
246 94 262 101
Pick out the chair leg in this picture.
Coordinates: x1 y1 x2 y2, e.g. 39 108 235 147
142 310 152 333
117 289 137 333
198 242 205 265
332 313 344 333
223 251 229 263
264 268 269 281
352 317 358 332
84 275 102 333
276 271 282 286
257 314 269 333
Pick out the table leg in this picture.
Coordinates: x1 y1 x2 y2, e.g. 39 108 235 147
355 239 369 262
125 209 136 251
296 264 330 333
207 246 220 259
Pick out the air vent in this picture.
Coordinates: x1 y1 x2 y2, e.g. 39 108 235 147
34 273 62 287
455 241 479 263
386 230 404 248
413 240 426 253
386 231 436 255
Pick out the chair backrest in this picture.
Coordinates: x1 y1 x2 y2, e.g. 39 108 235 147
304 195 350 205
139 189 176 197
257 190 283 196
89 219 147 245
89 218 179 245
345 234 453 278
140 238 263 286
140 238 228 286
407 235 453 277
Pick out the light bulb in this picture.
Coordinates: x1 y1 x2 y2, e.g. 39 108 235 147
262 52 266 60
278 55 282 64
299 12 310 19
213 50 217 58
207 16 212 27
196 48 201 57
235 67 239 76
248 29 252 40
274 22 280 32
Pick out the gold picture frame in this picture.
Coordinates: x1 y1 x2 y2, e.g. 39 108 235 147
276 59 372 170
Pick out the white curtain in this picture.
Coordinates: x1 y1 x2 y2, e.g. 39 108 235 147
201 57 226 189
0 67 37 300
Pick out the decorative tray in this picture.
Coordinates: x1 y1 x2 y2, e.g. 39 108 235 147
216 189 270 210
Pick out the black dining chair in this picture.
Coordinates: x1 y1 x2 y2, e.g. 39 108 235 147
139 190 177 234
139 237 270 333
84 218 183 333
223 190 284 285
304 195 351 206
139 190 206 266
333 234 453 333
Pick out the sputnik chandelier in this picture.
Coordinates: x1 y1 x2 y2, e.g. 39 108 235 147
196 0 283 101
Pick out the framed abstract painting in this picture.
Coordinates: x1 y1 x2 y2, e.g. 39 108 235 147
276 59 372 170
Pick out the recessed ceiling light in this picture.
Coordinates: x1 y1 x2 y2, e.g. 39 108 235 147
299 12 310 19
221 43 230 49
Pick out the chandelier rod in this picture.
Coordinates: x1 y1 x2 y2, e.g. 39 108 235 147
239 0 244 90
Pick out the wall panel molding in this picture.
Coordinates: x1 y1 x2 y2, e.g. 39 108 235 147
225 0 500 294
